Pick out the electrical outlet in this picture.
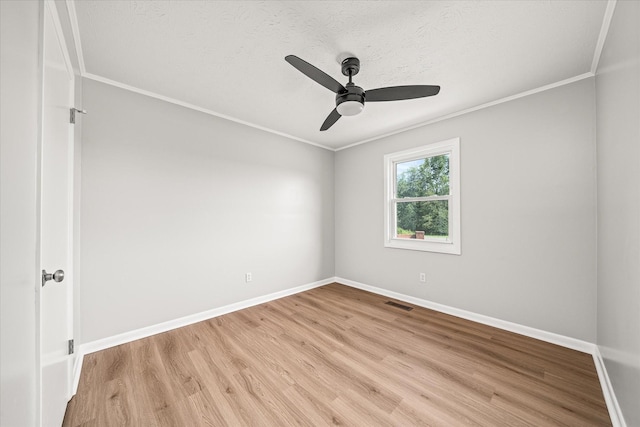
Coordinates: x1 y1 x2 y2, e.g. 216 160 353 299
419 273 426 283
245 272 252 282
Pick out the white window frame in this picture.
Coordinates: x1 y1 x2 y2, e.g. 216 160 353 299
384 137 461 255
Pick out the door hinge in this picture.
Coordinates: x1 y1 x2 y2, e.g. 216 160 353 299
68 339 74 355
69 107 87 124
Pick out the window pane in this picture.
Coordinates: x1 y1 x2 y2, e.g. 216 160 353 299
396 154 450 198
396 200 448 239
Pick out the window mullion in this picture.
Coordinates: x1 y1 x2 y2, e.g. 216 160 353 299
393 195 450 203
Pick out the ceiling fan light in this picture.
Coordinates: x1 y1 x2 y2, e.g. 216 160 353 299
336 100 364 116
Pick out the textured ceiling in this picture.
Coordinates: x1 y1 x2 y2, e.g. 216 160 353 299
71 1 608 150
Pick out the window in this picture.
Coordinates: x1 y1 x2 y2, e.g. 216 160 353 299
384 138 460 254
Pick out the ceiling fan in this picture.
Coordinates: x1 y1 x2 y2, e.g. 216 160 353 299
285 55 440 131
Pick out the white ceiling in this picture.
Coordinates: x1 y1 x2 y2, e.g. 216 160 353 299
70 1 609 150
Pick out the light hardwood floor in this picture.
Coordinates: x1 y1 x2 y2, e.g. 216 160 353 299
63 283 611 426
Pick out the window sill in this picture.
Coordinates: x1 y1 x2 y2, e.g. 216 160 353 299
384 238 461 255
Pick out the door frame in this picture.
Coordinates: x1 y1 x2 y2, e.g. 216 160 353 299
36 1 78 424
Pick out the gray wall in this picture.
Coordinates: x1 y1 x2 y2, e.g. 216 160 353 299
595 1 640 425
335 78 597 342
80 79 334 343
0 1 40 425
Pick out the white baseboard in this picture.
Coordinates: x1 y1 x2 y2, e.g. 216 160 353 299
335 276 626 426
336 277 595 353
593 346 627 427
71 352 84 396
72 277 335 392
72 275 626 426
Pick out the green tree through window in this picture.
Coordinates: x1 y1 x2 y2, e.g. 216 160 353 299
396 154 450 237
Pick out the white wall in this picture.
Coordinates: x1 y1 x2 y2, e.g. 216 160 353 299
80 79 335 343
335 78 597 342
595 1 640 425
0 1 41 425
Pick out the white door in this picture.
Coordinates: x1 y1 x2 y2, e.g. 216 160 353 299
39 2 75 426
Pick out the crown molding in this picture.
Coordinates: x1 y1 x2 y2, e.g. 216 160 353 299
65 0 85 75
66 0 609 152
83 73 333 151
45 1 73 79
591 0 617 74
335 72 594 151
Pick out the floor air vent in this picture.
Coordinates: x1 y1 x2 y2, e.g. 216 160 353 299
385 301 413 311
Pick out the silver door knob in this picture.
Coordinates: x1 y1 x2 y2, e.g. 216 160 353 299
42 269 64 287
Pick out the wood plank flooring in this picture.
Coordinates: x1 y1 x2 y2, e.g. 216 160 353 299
63 283 611 426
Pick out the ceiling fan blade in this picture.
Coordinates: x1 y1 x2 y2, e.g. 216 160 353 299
285 55 346 94
366 85 440 102
320 108 341 131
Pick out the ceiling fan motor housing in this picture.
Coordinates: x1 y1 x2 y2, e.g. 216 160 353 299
336 84 365 116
